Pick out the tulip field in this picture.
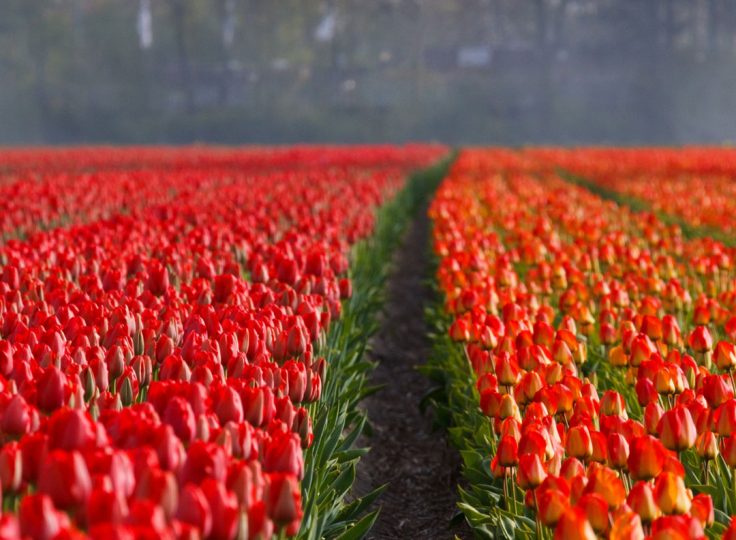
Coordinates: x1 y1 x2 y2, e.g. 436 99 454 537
426 148 736 540
5 145 736 539
0 145 445 539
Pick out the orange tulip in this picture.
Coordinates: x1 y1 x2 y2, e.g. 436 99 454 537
695 431 718 461
610 510 645 540
553 506 596 540
538 488 570 527
644 402 664 435
690 493 714 527
566 425 593 461
715 399 736 437
583 463 626 510
577 493 609 534
715 340 736 372
653 472 691 515
517 453 547 490
497 435 518 468
627 481 660 523
688 326 713 353
600 391 627 418
627 436 665 481
720 434 736 468
657 406 696 452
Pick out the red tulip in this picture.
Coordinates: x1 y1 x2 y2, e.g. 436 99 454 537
1 394 33 438
176 484 213 537
715 399 736 436
37 366 68 413
606 433 629 470
538 488 569 527
19 494 62 540
497 435 519 467
263 431 304 480
0 441 22 493
690 493 714 527
688 326 713 353
200 478 239 540
265 472 303 528
180 441 227 486
518 453 547 490
627 435 665 481
38 450 92 509
657 406 696 451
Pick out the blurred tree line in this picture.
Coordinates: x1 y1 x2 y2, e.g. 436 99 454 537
1 0 735 145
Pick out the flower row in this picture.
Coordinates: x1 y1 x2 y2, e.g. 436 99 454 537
528 147 736 235
0 146 444 539
429 149 736 539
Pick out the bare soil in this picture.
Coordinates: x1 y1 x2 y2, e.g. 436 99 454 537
355 207 472 539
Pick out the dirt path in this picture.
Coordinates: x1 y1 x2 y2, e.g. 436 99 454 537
355 207 471 539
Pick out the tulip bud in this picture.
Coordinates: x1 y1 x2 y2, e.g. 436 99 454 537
662 315 681 347
688 326 713 354
37 366 67 413
610 510 645 540
0 441 22 492
653 472 691 515
497 435 518 468
120 376 134 407
265 473 302 528
201 478 240 540
553 506 596 540
657 406 696 452
715 341 736 372
177 484 213 537
264 432 303 480
702 374 734 408
600 391 627 418
627 436 665 481
19 494 61 540
716 399 736 437
690 493 714 527
720 434 736 468
135 468 179 519
627 481 660 523
498 393 520 421
38 449 92 509
87 488 129 526
608 345 629 368
163 396 196 444
578 493 609 534
644 402 664 435
583 463 626 510
695 431 718 461
607 433 629 470
518 453 547 490
538 489 569 527
215 386 244 425
1 394 33 438
566 425 593 461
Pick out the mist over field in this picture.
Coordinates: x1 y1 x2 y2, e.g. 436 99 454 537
1 0 735 145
